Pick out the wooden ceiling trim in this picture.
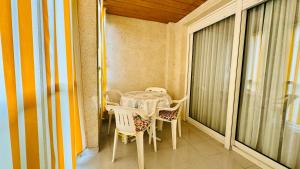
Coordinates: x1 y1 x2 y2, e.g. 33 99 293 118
106 7 170 23
104 4 182 20
105 5 181 23
104 0 187 16
106 8 175 23
104 0 207 23
139 0 199 10
192 0 206 7
104 0 189 15
104 3 183 22
173 0 202 4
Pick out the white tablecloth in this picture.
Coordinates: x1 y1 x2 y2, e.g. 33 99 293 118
120 91 172 115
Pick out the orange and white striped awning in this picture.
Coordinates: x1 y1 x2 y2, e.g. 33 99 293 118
0 0 85 168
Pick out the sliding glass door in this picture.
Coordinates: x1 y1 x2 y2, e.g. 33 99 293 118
236 0 300 168
189 15 235 135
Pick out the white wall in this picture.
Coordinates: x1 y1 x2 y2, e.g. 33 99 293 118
106 14 192 100
106 15 167 93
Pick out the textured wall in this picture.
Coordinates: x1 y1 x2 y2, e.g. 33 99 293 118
78 0 98 147
166 23 187 100
106 15 167 93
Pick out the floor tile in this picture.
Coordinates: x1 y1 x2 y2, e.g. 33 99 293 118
77 122 259 169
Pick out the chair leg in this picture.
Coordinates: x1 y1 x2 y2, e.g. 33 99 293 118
151 119 157 152
171 120 177 150
112 129 119 162
136 132 144 169
108 113 112 135
178 117 182 138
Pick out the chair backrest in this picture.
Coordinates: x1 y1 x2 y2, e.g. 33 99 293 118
106 105 146 134
145 87 167 93
105 89 122 105
174 96 188 117
174 95 188 105
142 99 160 117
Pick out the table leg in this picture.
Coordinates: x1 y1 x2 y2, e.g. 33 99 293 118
157 120 163 131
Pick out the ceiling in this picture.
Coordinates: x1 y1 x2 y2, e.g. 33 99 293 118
104 0 207 23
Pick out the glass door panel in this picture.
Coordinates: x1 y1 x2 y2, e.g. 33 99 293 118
189 15 235 135
236 0 300 168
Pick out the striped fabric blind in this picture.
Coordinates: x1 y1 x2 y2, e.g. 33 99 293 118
0 0 85 168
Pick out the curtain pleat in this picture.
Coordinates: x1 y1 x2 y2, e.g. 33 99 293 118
236 0 300 168
0 0 85 168
190 15 235 135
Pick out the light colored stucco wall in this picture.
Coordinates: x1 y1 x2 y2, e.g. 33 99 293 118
106 15 167 93
165 23 187 100
78 0 98 148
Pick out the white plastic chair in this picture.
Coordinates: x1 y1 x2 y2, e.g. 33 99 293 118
104 89 122 134
150 96 188 150
145 87 167 93
107 105 150 169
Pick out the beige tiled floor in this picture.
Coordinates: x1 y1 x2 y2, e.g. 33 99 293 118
77 122 260 169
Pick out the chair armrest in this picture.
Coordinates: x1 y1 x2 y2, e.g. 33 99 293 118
148 108 160 117
156 106 178 112
106 101 120 106
172 100 181 104
172 96 189 104
136 110 149 120
106 105 117 111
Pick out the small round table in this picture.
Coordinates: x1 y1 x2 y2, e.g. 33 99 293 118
120 91 172 115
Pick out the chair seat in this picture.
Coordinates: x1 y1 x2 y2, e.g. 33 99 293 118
158 109 179 121
133 115 151 132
